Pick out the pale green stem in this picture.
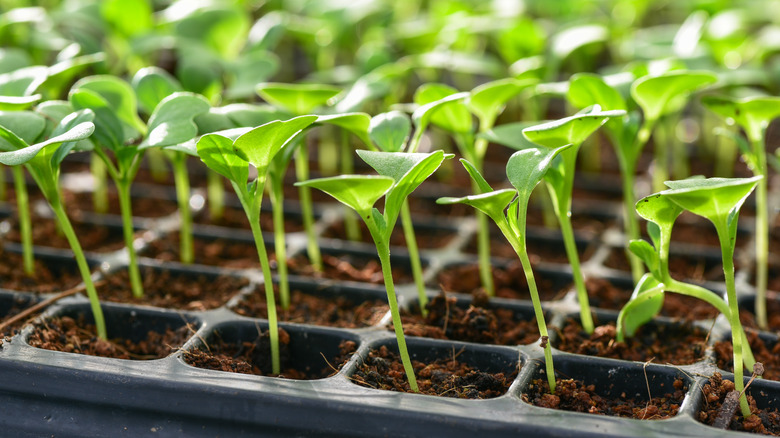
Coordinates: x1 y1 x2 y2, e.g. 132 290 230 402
295 144 322 272
0 164 6 201
12 166 33 276
207 169 225 222
170 153 193 264
365 217 419 392
620 168 644 283
116 179 144 298
91 154 108 214
751 137 769 330
270 179 290 310
50 197 107 339
400 200 427 317
559 212 593 334
146 147 169 183
475 211 495 296
652 119 669 193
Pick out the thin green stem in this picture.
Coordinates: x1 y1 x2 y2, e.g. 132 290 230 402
621 170 644 283
116 179 143 298
400 200 427 317
50 198 106 339
270 180 290 310
12 166 33 276
170 153 193 264
365 217 418 392
652 119 669 193
207 169 225 222
0 164 6 201
476 211 495 296
752 138 769 330
91 153 109 214
295 144 322 272
558 213 593 334
146 147 169 183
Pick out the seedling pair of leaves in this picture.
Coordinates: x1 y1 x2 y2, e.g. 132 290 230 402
297 148 452 392
0 108 106 338
702 95 780 330
620 176 760 418
68 74 211 298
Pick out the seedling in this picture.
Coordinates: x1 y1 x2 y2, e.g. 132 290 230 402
197 115 317 375
702 95 780 330
522 106 626 335
0 110 106 338
297 149 452 392
437 144 572 394
664 176 761 418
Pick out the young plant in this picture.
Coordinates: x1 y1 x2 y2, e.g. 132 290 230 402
701 95 780 330
437 144 573 394
297 149 452 392
197 115 318 375
522 106 626 335
0 110 106 338
663 176 761 418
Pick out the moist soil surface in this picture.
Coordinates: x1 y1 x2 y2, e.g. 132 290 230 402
63 189 178 218
523 375 687 419
142 233 260 269
605 247 727 284
182 329 356 380
553 319 709 364
435 261 565 301
5 216 127 253
323 219 456 249
714 331 780 381
739 299 780 331
288 253 412 285
698 372 780 435
0 248 82 294
193 204 305 232
27 315 190 360
0 295 38 345
350 345 516 398
98 269 249 311
400 292 540 346
463 232 597 264
232 289 389 328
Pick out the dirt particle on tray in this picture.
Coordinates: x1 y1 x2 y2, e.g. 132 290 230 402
698 372 780 434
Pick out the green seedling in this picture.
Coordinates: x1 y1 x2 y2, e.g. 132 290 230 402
197 115 317 374
630 70 717 192
702 95 780 330
438 143 573 394
0 110 106 338
663 176 761 418
297 149 452 392
257 82 341 274
522 106 626 335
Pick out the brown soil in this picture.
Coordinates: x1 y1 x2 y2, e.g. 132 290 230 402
0 295 37 345
523 376 687 419
0 248 82 294
714 332 780 381
27 315 190 360
232 289 389 328
5 216 127 253
554 319 709 365
288 253 412 285
193 204 304 232
323 220 456 249
604 247 727 284
350 344 516 399
739 300 780 332
464 233 596 264
141 233 260 269
63 189 178 218
435 261 564 301
400 292 540 346
97 268 249 311
698 372 780 435
182 329 356 380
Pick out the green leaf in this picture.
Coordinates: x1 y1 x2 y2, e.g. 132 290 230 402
522 106 626 147
0 111 45 150
635 192 683 230
621 273 665 337
0 65 47 97
631 71 717 122
459 158 493 194
256 82 340 115
702 95 780 142
48 109 97 167
0 119 94 166
551 24 608 60
140 92 210 149
174 7 250 60
69 88 126 150
315 113 372 147
507 144 573 206
225 51 280 99
437 189 516 224
295 175 394 217
466 78 537 126
568 73 627 111
233 115 318 173
196 132 249 187
369 111 411 152
629 240 661 279
71 75 146 136
413 83 471 134
131 67 183 115
101 0 152 37
478 121 542 151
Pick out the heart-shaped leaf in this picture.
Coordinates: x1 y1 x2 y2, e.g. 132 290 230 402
256 82 340 115
233 115 318 173
71 75 146 135
131 67 183 115
140 92 210 149
466 78 537 126
413 83 471 134
295 175 394 217
315 112 372 147
522 107 626 147
69 88 126 150
702 95 780 142
631 71 717 122
0 111 45 150
369 111 411 152
196 132 249 189
0 120 94 166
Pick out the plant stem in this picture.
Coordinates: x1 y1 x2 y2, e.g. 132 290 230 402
475 210 495 295
558 213 593 334
116 179 143 298
752 137 769 330
400 200 427 317
366 218 419 392
620 168 644 283
91 153 108 214
243 178 280 375
170 153 193 264
12 166 33 276
50 198 106 339
652 118 669 193
270 180 290 310
146 147 169 183
0 164 6 201
207 169 225 222
295 144 322 272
